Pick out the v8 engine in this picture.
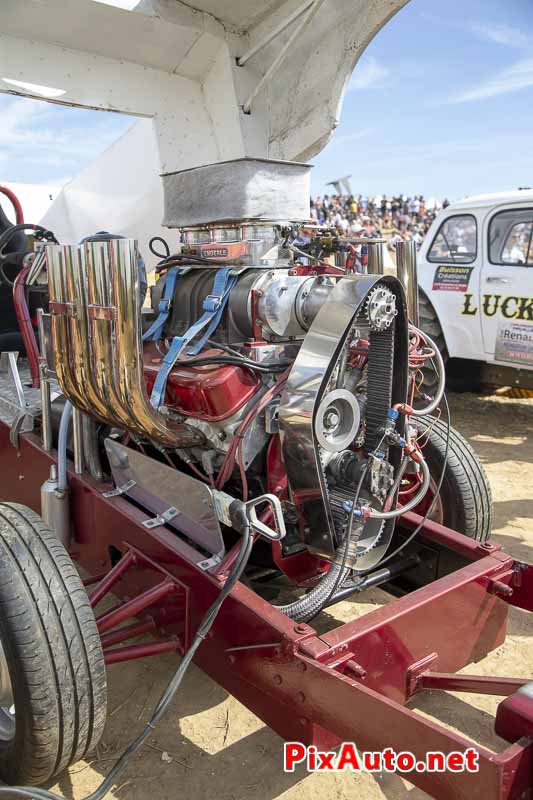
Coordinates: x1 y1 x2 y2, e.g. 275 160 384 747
38 158 487 622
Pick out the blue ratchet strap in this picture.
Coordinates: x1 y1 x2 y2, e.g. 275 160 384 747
150 267 238 408
142 267 181 342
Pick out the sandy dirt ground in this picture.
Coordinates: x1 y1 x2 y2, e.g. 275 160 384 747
51 391 533 800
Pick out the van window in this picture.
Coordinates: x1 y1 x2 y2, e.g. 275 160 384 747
489 208 533 266
427 214 477 264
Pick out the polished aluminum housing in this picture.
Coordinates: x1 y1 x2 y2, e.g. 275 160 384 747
279 273 408 561
46 239 203 448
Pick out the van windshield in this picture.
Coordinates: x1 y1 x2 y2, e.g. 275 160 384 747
427 214 477 264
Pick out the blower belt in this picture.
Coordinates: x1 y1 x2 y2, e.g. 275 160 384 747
364 320 395 453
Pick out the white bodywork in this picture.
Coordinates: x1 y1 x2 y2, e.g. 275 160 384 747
418 190 533 372
1 0 406 170
0 0 408 263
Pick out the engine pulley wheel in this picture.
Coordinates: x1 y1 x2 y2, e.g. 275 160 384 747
315 389 360 453
366 286 397 332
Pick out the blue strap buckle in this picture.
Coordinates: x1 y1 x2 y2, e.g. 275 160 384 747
203 294 222 313
158 298 172 314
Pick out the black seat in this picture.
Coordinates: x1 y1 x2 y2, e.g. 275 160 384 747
0 201 28 349
0 203 26 254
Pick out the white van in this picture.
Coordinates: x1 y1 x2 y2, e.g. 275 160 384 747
417 189 533 390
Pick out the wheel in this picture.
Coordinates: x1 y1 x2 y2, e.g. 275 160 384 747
403 416 493 541
418 290 448 394
0 503 107 786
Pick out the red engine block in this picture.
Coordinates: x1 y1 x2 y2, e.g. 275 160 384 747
144 348 260 421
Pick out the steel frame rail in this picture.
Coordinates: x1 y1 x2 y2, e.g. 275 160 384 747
1 423 532 800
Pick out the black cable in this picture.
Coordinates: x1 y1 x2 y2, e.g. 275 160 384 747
149 236 170 260
0 524 254 800
156 253 230 270
175 355 291 373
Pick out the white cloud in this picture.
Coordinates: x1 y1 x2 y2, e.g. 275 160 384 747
329 127 375 147
448 57 533 103
348 57 392 91
471 22 532 49
0 95 133 182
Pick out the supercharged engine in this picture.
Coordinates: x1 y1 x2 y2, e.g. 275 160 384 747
42 158 445 620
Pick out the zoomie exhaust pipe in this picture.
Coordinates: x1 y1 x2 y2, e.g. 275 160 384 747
47 239 203 448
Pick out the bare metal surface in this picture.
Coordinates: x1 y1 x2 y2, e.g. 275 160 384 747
279 274 398 557
41 467 71 547
72 406 84 474
0 361 41 427
162 158 311 227
395 240 419 326
105 438 225 558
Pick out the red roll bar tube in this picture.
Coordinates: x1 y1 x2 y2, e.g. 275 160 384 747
13 265 41 388
0 185 24 225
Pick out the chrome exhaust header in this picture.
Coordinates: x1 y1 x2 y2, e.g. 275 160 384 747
395 240 419 326
46 239 203 448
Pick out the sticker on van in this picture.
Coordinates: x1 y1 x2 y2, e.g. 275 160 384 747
495 321 533 365
432 265 473 292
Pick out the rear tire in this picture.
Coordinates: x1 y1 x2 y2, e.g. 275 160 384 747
0 503 107 786
415 417 493 541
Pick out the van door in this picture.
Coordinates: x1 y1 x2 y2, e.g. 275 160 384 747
424 212 483 360
481 206 533 366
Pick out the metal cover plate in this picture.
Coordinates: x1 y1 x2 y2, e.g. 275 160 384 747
104 438 225 557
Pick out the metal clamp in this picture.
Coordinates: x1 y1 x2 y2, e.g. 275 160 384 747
198 551 224 571
142 506 178 529
245 493 286 541
102 478 136 498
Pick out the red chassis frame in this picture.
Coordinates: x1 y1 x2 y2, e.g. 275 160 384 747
1 422 532 800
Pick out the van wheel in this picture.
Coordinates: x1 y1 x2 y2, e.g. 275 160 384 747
418 290 448 394
404 417 493 541
0 503 107 786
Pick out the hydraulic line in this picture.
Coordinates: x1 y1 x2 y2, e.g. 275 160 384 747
406 328 445 416
275 557 349 622
364 458 430 520
57 401 73 492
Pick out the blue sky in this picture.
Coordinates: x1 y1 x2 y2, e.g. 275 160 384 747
1 0 533 202
312 0 533 198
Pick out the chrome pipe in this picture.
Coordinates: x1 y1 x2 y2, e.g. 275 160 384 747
48 238 204 449
395 240 419 325
72 406 84 474
84 241 138 430
39 363 52 451
82 414 103 481
366 241 384 275
47 246 94 415
66 244 122 425
108 238 203 448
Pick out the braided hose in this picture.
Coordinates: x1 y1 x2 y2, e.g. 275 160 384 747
275 555 349 622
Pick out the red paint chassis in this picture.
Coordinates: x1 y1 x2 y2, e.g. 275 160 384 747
1 422 532 800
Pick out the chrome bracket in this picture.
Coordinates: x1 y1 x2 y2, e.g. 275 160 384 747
245 493 287 541
198 551 224 571
102 479 136 498
142 506 178 529
9 407 39 450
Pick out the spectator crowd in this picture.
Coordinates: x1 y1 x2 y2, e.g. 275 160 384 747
310 193 450 253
